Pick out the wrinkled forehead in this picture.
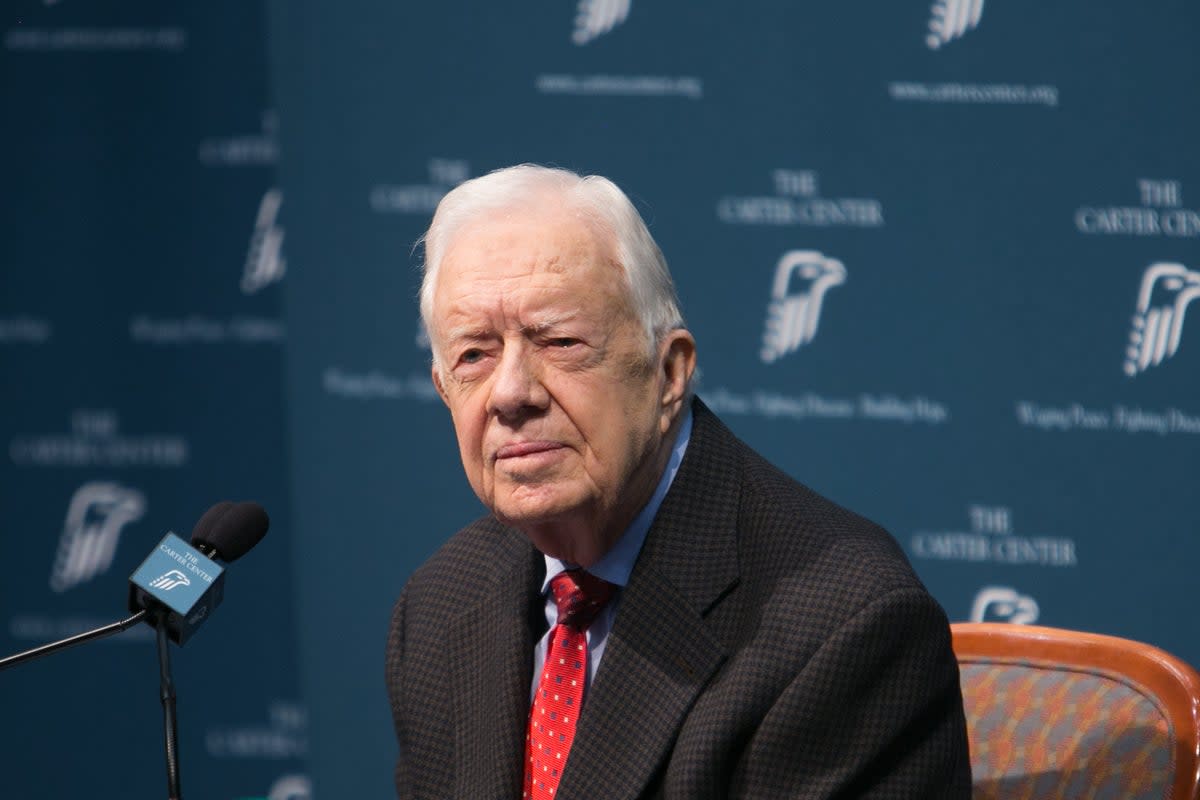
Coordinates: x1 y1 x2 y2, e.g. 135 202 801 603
436 205 621 291
452 193 612 249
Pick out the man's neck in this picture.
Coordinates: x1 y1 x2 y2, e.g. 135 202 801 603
534 404 693 571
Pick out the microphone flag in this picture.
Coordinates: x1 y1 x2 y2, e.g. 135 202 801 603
128 532 226 645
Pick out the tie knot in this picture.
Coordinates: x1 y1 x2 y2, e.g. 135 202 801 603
549 570 615 631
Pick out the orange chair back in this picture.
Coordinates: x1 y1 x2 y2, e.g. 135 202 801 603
952 623 1200 799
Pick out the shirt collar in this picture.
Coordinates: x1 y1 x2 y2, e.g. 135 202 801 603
542 406 693 592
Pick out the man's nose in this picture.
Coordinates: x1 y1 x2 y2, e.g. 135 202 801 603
487 345 549 418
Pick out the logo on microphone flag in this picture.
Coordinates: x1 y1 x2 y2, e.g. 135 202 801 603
129 533 226 643
149 569 192 591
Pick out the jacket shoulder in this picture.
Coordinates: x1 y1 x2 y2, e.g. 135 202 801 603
400 515 529 609
693 401 930 609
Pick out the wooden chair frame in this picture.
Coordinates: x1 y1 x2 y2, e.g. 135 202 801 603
952 623 1200 800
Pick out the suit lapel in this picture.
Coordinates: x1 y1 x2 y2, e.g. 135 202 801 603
557 400 742 800
445 526 543 799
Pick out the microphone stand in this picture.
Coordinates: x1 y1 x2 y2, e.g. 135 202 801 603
0 610 148 671
0 608 186 797
155 606 183 800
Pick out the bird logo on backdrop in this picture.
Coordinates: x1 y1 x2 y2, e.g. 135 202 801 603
49 482 146 593
926 0 985 49
242 188 287 294
970 586 1039 624
572 0 631 45
760 250 846 364
1124 262 1200 376
267 774 312 800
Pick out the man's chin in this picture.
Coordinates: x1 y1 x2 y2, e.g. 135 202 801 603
491 493 614 567
492 503 571 532
491 492 586 539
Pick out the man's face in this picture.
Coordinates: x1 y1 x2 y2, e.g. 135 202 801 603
428 204 693 565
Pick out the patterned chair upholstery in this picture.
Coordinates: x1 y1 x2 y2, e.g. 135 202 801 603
952 623 1200 800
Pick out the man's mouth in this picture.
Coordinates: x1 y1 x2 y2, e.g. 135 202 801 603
494 441 565 460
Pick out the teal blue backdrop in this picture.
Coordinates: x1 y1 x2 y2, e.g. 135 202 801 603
2 1 1198 798
2 1 304 798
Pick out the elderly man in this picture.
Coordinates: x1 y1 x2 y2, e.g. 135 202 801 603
387 164 971 799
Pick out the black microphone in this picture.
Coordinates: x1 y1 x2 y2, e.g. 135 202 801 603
0 501 269 669
192 501 269 563
128 501 270 645
190 500 236 554
0 499 271 800
139 500 268 800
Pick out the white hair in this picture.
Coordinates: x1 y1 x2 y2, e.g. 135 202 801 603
418 164 686 368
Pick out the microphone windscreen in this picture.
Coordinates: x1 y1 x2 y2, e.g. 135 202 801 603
192 501 269 562
191 501 236 546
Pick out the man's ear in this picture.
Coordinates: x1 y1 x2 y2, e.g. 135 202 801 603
658 329 696 421
431 365 450 408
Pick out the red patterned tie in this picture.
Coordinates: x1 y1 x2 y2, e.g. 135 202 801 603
523 569 615 800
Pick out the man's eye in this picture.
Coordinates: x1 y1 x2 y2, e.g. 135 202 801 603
459 349 484 364
548 338 579 348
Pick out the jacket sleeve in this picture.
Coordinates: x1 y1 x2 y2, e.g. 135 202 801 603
730 587 972 798
386 586 412 798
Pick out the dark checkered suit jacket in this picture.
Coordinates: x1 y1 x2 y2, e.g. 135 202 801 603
387 399 971 798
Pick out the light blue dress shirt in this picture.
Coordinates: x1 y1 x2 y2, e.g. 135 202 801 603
531 408 693 700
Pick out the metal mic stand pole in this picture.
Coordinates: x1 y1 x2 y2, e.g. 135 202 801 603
0 610 148 671
155 607 183 800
